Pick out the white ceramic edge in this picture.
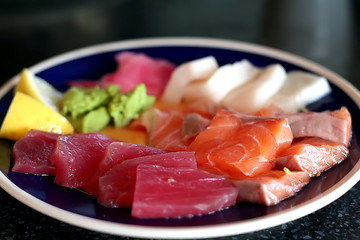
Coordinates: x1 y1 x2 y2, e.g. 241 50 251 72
1 37 360 239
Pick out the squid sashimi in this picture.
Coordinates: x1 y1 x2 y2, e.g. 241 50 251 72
98 151 197 207
274 137 349 177
161 56 218 104
220 64 287 113
268 71 331 113
190 109 293 177
233 170 310 206
12 130 60 175
281 107 352 146
182 59 259 103
132 164 238 219
49 133 115 188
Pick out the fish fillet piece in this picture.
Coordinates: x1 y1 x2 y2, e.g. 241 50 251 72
274 137 349 177
233 170 310 206
190 109 293 177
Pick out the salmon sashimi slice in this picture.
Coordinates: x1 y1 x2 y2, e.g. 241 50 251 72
274 137 349 177
280 107 352 146
233 170 310 206
130 107 211 151
190 109 293 177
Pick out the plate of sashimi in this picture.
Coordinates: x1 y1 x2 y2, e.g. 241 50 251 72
0 38 359 239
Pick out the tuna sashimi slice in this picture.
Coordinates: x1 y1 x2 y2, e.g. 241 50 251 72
274 137 349 177
132 164 238 219
190 109 293 177
98 151 197 207
12 130 60 175
101 51 175 97
49 133 115 188
233 170 310 206
85 142 166 194
280 107 352 146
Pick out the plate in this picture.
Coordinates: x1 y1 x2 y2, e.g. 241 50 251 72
0 37 360 239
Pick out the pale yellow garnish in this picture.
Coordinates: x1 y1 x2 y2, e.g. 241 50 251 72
0 92 74 141
15 69 63 111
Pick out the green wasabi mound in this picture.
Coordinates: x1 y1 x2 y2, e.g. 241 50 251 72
62 84 154 133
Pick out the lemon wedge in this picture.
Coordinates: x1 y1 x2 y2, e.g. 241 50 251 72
15 69 63 111
0 92 74 141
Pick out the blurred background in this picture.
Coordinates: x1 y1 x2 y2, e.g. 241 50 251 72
1 0 360 239
0 0 359 88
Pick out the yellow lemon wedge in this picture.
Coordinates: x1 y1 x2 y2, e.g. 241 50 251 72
15 69 63 111
0 92 74 141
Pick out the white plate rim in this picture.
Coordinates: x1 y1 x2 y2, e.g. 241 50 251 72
0 37 360 239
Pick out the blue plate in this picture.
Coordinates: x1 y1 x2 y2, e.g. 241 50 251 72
0 38 360 239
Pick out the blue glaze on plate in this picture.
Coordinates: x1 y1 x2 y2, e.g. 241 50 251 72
1 44 359 228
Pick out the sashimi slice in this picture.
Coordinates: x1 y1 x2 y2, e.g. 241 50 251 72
131 107 210 151
132 164 238 218
182 59 260 103
85 142 166 194
101 51 175 97
274 137 349 177
268 71 331 113
280 107 352 146
161 56 218 104
49 133 115 188
98 151 197 207
190 109 293 177
233 170 310 206
221 64 287 113
12 130 60 175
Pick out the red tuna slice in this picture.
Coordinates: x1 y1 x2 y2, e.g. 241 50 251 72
274 137 349 177
12 130 60 175
49 133 116 189
233 170 310 206
85 142 166 194
98 151 197 207
190 109 293 177
101 51 175 97
132 164 238 219
280 107 352 146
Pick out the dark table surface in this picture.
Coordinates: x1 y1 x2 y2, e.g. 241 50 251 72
1 0 360 239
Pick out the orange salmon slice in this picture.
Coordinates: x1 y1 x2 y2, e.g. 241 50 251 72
190 109 293 178
274 137 349 177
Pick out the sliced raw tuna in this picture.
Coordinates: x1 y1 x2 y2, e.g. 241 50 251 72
101 51 175 97
12 130 60 175
85 142 166 194
190 109 293 177
98 151 197 207
233 170 310 206
274 137 349 177
280 107 352 146
49 133 115 188
132 164 238 218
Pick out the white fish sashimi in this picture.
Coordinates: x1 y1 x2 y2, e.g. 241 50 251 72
269 71 331 113
182 60 260 103
160 56 218 104
221 64 287 113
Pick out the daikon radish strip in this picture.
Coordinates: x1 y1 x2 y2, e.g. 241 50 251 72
182 60 260 103
221 64 287 113
268 71 331 113
160 56 218 104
